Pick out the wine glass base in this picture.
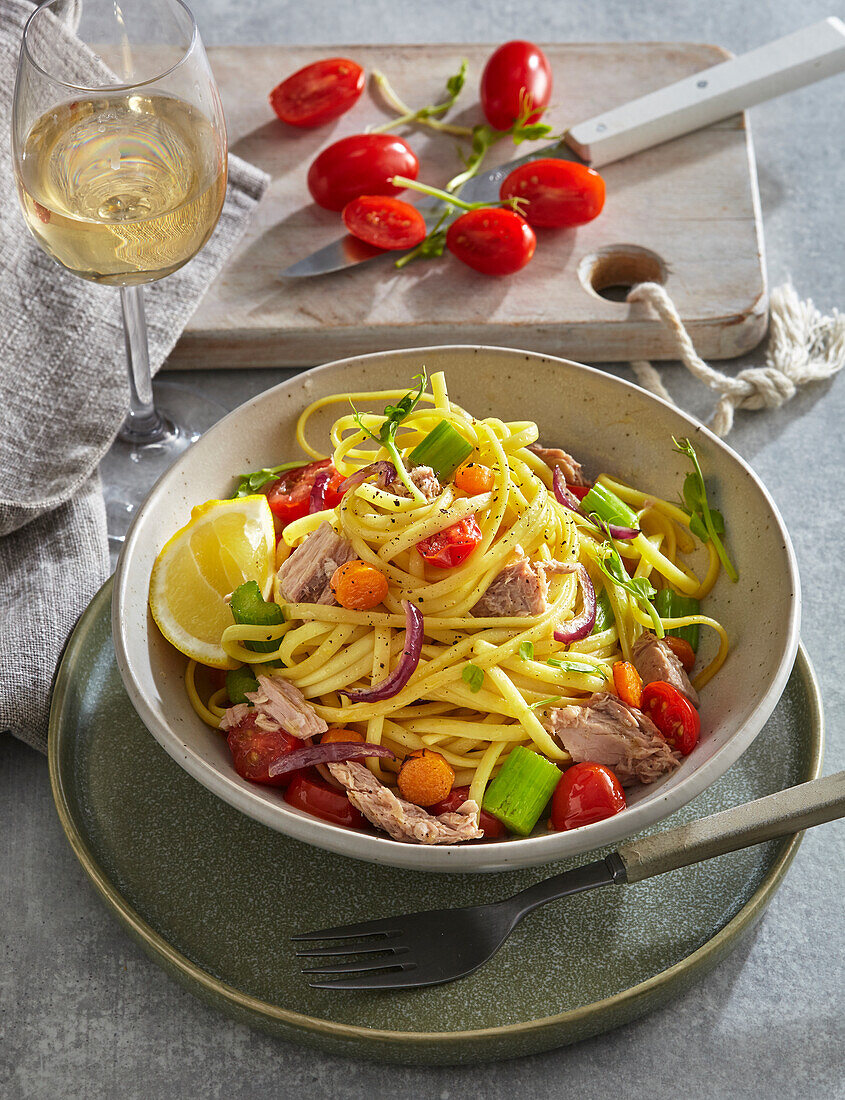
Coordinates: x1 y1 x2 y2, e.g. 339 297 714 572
100 379 227 567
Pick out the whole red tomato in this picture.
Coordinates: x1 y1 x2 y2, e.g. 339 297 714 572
226 713 303 788
642 681 701 755
480 40 553 130
269 58 364 128
342 195 427 250
446 208 536 275
550 762 626 831
307 134 419 211
500 159 606 228
284 772 365 828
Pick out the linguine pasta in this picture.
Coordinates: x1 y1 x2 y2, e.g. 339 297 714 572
186 371 729 813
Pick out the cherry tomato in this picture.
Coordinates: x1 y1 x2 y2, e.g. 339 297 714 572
550 762 626 831
416 515 483 568
264 459 344 527
665 636 696 673
269 58 364 128
500 159 606 228
480 40 553 131
446 208 536 276
642 681 701 755
226 712 303 788
567 483 591 501
342 195 427 250
284 771 365 829
430 787 507 839
307 134 419 211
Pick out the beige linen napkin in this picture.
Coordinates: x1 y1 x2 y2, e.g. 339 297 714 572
0 0 269 752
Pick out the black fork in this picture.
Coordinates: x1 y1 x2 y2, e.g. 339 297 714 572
293 771 844 990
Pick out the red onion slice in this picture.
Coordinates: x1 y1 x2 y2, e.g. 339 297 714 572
268 741 395 778
553 565 597 643
338 461 396 493
340 599 424 703
552 468 638 540
309 469 334 513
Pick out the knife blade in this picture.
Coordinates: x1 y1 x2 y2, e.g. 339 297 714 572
280 17 845 278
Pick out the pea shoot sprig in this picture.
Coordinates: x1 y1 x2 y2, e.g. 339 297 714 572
370 63 471 137
446 92 554 193
388 175 527 269
674 437 739 583
595 541 664 638
351 369 428 498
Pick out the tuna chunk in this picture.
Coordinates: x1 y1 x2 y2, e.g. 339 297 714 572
632 630 700 706
278 522 356 605
220 674 328 739
327 760 483 844
471 556 573 618
381 464 442 501
545 692 681 786
528 442 587 486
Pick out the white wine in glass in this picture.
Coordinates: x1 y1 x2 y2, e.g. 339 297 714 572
12 0 228 552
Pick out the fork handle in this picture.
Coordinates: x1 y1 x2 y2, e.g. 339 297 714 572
616 771 845 884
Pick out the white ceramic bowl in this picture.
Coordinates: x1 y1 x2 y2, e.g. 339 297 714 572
113 346 800 872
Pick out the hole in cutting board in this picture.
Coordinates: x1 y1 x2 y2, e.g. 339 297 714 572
578 245 667 303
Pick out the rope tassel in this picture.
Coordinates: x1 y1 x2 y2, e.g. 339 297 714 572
626 282 845 436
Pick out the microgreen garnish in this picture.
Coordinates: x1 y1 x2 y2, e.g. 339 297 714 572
231 460 305 498
352 370 428 498
462 663 485 693
446 93 554 193
529 695 562 710
546 658 600 675
674 437 739 582
518 640 534 661
370 62 471 136
595 541 664 637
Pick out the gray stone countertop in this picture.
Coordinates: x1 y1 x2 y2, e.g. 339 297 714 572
3 0 844 1096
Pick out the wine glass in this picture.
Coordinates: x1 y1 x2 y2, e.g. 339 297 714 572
11 0 228 551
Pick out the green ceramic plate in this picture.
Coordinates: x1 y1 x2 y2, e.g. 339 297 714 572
49 579 823 1066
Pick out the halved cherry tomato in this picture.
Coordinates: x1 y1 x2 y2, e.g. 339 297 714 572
612 660 643 709
341 195 427 250
446 208 536 276
550 762 626 831
416 515 483 568
567 483 591 501
284 771 365 828
264 458 344 527
269 58 364 128
307 134 419 211
430 786 507 839
226 712 303 788
454 461 495 494
665 636 696 673
480 40 553 131
500 159 606 228
641 681 700 755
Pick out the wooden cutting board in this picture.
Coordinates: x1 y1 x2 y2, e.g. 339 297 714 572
171 43 768 369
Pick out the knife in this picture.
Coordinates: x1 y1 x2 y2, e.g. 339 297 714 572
280 17 845 278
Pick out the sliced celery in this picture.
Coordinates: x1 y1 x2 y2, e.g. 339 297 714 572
482 746 562 836
581 482 639 529
230 581 284 659
407 419 473 481
592 588 613 634
225 665 259 704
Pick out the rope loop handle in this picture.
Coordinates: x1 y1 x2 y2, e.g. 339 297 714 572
626 282 845 436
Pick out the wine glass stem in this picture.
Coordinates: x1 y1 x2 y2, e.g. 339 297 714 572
118 284 171 444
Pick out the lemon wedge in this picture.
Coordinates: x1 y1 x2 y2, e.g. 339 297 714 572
149 495 276 668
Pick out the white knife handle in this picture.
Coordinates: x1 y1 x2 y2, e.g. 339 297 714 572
567 17 845 167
